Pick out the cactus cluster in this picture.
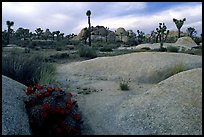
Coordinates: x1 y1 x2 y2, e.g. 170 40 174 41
156 23 169 49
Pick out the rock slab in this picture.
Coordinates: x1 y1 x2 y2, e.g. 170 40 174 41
2 75 31 135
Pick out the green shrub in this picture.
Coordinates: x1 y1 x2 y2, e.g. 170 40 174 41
119 77 130 91
50 53 69 60
99 46 113 52
56 47 62 51
170 63 185 76
159 46 167 52
2 53 56 86
166 46 179 52
79 46 97 59
120 82 129 91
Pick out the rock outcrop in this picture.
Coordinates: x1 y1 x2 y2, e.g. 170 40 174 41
2 75 31 135
175 36 197 46
117 68 202 135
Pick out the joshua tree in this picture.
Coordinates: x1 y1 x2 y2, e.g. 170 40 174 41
86 10 91 46
59 33 64 40
35 28 43 39
55 31 60 41
43 29 52 40
137 30 145 44
6 20 14 44
105 27 109 43
186 27 197 38
156 23 169 49
173 18 186 38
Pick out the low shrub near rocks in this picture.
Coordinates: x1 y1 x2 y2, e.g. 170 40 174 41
24 85 82 135
79 46 97 59
166 46 179 52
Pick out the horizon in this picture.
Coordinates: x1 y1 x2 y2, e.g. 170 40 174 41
2 2 202 36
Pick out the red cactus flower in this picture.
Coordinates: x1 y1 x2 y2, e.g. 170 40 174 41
44 92 50 97
34 85 42 90
66 104 71 110
73 113 80 120
67 92 72 97
47 88 52 92
55 88 61 92
66 100 71 105
34 94 41 98
41 103 51 111
26 86 33 95
40 111 47 118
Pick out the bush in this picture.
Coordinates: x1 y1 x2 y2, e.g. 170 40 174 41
170 63 184 76
159 46 167 52
56 47 62 51
99 46 113 52
79 46 97 59
120 82 129 91
24 85 82 135
166 46 179 52
119 78 130 91
50 53 69 60
2 53 56 86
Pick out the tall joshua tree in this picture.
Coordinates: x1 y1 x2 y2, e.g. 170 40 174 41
156 23 169 49
35 28 43 39
86 10 91 47
6 20 14 44
173 18 186 38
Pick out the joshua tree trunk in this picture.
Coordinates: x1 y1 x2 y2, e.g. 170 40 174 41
88 16 91 47
178 29 181 38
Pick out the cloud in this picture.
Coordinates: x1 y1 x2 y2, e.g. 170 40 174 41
76 3 202 35
2 2 202 36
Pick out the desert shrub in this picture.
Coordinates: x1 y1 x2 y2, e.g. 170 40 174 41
24 85 82 135
120 82 129 90
170 63 185 76
159 46 167 52
50 53 69 60
166 46 179 52
25 47 31 53
119 77 130 91
2 53 56 86
181 48 202 56
56 47 62 51
79 46 97 59
99 46 113 52
141 47 151 50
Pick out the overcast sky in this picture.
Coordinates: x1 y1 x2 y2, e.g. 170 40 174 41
2 2 202 36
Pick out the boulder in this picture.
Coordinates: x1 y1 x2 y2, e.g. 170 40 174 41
2 75 31 135
56 52 202 84
175 36 197 47
117 68 202 135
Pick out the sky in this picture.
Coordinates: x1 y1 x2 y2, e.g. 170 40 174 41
2 2 202 36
